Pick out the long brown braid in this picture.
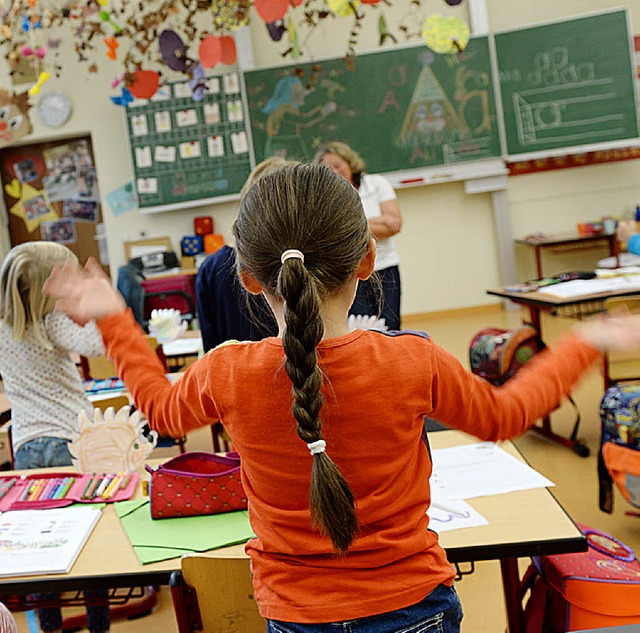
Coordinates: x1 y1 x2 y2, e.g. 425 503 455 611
233 163 370 552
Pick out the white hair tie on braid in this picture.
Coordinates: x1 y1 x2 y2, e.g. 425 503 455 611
281 249 305 264
307 439 326 455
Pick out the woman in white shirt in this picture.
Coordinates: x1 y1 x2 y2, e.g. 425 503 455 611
315 142 403 330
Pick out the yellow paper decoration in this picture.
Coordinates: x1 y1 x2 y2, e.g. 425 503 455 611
211 0 250 31
9 183 58 233
421 15 469 54
327 0 361 18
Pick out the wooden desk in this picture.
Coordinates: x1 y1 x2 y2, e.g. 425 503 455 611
516 233 618 278
0 431 585 633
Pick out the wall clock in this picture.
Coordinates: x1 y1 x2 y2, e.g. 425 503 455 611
37 91 72 127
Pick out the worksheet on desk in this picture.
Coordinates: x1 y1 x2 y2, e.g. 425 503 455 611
538 276 640 298
429 442 553 501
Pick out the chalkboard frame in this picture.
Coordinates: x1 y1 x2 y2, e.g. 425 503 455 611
493 8 640 161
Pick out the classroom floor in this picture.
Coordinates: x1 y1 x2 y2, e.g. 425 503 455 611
11 303 640 633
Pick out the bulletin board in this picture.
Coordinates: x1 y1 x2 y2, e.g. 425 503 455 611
244 36 502 174
0 135 108 274
125 71 254 213
494 9 640 159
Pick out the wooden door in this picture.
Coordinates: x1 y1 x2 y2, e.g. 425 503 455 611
0 135 109 275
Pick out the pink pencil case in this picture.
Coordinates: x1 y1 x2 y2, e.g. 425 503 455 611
0 471 139 512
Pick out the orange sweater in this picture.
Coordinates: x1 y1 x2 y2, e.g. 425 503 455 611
99 311 600 623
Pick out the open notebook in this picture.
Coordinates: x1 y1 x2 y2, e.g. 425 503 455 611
0 505 102 577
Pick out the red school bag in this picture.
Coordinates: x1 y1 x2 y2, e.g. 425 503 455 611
521 523 640 632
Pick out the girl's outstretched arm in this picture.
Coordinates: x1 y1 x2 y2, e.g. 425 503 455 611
43 257 126 322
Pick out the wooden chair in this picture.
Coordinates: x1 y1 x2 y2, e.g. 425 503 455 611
602 295 640 389
170 551 265 633
81 338 186 454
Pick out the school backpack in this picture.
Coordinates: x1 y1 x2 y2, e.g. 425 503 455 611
598 385 640 515
521 523 640 632
469 325 544 386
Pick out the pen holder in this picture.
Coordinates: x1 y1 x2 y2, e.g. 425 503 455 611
0 471 139 512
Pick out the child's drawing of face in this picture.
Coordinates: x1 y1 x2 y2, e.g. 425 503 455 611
0 92 32 147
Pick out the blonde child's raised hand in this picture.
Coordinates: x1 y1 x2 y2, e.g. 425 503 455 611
43 257 126 323
616 220 637 249
574 307 640 353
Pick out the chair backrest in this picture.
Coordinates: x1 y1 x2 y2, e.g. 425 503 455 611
93 394 130 413
171 550 264 633
603 296 640 388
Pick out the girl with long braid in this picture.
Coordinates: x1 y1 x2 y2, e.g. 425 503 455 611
44 163 640 633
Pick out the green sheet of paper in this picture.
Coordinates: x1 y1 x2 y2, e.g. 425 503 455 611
115 499 254 565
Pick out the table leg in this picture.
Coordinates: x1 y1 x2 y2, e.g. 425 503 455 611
500 558 524 633
534 246 543 279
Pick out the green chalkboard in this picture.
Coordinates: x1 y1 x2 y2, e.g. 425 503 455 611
244 37 501 173
494 9 639 158
125 72 253 211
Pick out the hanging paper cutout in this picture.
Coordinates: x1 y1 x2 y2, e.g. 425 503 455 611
199 36 222 68
0 90 32 148
10 182 57 233
127 70 160 99
219 36 237 65
421 14 469 54
211 0 250 31
327 0 361 17
254 0 290 23
159 30 188 72
110 87 134 107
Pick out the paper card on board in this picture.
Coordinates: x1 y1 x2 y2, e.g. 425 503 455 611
176 109 198 127
231 131 248 154
204 103 220 124
207 77 221 94
226 99 244 122
135 146 152 168
154 111 172 132
207 135 224 157
154 145 176 162
179 141 201 159
131 114 148 137
223 72 240 94
173 82 192 99
137 178 158 194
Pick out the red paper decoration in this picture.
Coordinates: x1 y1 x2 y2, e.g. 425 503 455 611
128 70 160 99
199 35 222 68
254 0 290 23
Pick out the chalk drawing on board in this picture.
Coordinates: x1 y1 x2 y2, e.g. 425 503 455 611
398 59 496 163
261 74 339 159
513 79 626 147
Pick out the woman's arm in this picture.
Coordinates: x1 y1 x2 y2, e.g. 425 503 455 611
368 198 402 240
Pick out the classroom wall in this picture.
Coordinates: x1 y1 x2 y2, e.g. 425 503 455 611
1 0 639 316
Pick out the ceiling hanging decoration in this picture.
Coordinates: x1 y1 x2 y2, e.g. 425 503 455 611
0 0 467 106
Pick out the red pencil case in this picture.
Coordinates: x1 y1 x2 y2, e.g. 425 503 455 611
0 471 139 512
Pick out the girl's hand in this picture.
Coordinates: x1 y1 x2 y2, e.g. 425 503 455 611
43 257 126 323
574 307 640 353
616 220 637 249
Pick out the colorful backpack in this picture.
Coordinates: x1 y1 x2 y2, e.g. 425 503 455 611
521 523 640 632
469 325 544 386
598 385 640 514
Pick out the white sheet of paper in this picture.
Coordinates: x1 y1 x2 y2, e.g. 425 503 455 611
538 276 640 298
430 442 554 501
162 338 203 356
179 141 201 159
427 499 488 533
135 146 152 168
207 77 221 94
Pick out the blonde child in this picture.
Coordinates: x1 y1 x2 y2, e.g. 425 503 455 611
44 164 640 633
0 242 110 633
